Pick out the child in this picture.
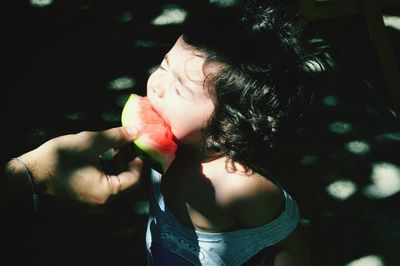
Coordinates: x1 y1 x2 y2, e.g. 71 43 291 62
145 1 315 265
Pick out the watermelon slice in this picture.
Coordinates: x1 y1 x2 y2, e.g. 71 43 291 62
121 93 177 173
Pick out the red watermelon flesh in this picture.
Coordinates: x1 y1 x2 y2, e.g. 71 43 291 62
121 94 177 173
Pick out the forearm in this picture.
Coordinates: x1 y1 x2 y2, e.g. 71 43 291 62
0 127 143 211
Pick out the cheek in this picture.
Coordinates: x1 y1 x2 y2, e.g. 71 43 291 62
169 107 213 141
169 114 196 140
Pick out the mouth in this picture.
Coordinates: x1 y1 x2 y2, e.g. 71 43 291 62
147 98 179 142
147 96 170 126
149 101 163 121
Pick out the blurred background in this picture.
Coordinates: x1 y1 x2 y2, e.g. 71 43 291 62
1 0 399 265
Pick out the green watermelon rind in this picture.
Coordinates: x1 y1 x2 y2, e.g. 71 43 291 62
134 141 168 173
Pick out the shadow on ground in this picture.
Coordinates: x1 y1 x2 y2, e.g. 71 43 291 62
1 1 399 266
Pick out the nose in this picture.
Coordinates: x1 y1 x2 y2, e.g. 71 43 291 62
148 69 169 98
152 86 165 98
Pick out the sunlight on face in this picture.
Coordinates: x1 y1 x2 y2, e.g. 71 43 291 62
363 162 400 199
344 254 384 266
146 36 215 144
326 179 357 201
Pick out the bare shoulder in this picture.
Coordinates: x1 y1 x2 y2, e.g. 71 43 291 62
202 157 284 228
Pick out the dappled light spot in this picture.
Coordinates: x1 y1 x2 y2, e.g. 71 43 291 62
344 254 384 266
209 0 239 7
116 94 130 107
29 128 49 140
134 40 158 48
108 76 136 90
151 4 187 26
345 140 370 155
119 11 133 23
326 179 357 201
30 0 53 7
366 106 382 118
329 121 353 134
300 218 310 226
383 15 400 31
363 162 400 199
101 111 120 122
309 38 324 44
300 154 319 166
133 200 149 215
375 131 400 142
362 78 373 89
65 112 85 121
80 5 91 11
322 95 339 107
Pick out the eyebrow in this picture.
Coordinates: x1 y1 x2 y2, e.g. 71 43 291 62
164 54 201 95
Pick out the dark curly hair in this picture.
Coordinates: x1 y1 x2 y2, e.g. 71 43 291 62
182 1 321 172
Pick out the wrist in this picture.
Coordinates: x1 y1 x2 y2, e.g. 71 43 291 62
9 157 39 212
18 150 47 185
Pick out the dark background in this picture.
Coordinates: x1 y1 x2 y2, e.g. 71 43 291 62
1 1 400 265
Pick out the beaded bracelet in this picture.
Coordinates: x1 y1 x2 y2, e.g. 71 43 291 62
13 157 39 212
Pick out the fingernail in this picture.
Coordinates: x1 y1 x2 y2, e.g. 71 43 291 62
125 126 138 138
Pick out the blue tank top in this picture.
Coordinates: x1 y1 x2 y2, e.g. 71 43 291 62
145 169 300 265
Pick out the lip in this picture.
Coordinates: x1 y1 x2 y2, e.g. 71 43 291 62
147 95 178 141
147 93 170 126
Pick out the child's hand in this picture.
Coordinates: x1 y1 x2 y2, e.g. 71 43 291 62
18 126 143 211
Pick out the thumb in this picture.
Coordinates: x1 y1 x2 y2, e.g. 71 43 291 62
91 125 138 155
115 157 143 192
105 157 143 195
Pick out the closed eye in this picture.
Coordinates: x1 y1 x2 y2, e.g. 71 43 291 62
174 87 182 96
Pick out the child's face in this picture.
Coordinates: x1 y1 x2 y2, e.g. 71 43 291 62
147 36 215 146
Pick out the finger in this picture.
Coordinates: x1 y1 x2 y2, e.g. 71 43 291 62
105 174 122 195
87 126 138 156
114 157 143 192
